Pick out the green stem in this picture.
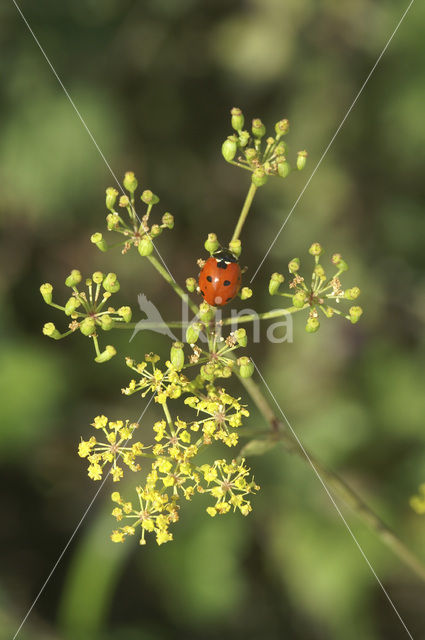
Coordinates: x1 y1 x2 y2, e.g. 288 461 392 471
147 255 199 315
231 182 257 244
238 374 425 583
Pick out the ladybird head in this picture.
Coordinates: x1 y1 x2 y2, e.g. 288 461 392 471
212 248 238 264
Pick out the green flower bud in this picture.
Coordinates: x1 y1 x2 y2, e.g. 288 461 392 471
278 161 291 178
170 342 184 371
238 130 250 147
138 236 154 257
349 306 363 324
141 190 159 205
332 253 348 271
118 306 132 322
162 212 174 229
238 356 254 378
204 233 220 254
119 195 130 208
288 258 300 273
65 269 82 288
252 168 268 187
240 287 252 300
106 213 119 230
269 272 284 296
314 264 326 280
64 296 81 316
275 142 287 155
292 291 307 308
103 273 120 294
309 242 323 256
235 328 247 347
344 287 360 301
305 316 320 333
106 187 119 211
91 232 108 252
92 271 104 284
186 277 197 293
40 283 53 304
200 363 215 381
123 171 138 193
231 107 244 132
80 317 96 336
275 119 289 136
297 150 308 171
100 314 113 331
151 224 162 238
252 118 266 138
186 322 201 344
43 322 61 339
199 301 215 323
95 345 116 364
229 239 242 258
220 365 233 378
245 148 257 163
222 136 238 162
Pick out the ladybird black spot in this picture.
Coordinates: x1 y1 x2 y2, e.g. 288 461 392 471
206 276 212 282
217 261 227 269
223 280 231 286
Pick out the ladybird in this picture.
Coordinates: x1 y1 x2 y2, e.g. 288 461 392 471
198 248 242 307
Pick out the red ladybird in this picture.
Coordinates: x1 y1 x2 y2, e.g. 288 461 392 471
198 249 242 307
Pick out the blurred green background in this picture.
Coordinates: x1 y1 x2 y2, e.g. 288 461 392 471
1 0 425 638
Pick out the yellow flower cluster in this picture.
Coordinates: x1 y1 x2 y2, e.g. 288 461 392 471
200 458 259 517
184 391 249 447
78 415 145 482
121 354 190 404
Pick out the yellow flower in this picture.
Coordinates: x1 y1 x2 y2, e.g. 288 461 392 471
111 530 125 543
206 507 217 517
88 463 102 480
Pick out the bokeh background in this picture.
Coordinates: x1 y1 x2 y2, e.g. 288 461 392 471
1 1 425 638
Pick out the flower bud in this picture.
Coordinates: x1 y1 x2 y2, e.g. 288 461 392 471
275 119 289 136
162 212 174 229
204 233 219 254
221 136 237 162
119 195 130 208
199 302 215 323
235 328 247 347
200 363 215 381
186 323 201 344
170 342 184 371
275 142 287 155
185 277 197 293
80 317 96 336
95 345 117 363
106 187 119 211
40 283 53 304
252 118 266 138
103 273 120 294
278 161 291 178
231 107 244 132
91 232 108 252
123 171 138 193
106 213 119 230
288 258 300 273
238 356 254 378
100 314 113 331
297 150 308 171
309 242 323 256
65 269 82 288
150 224 162 238
92 271 104 284
118 306 132 322
305 317 320 333
245 148 257 162
252 168 268 187
344 287 360 301
269 272 284 295
240 287 252 300
332 253 348 272
43 322 61 339
349 306 363 323
314 265 326 280
138 236 154 257
141 190 159 205
238 131 250 147
228 239 242 258
65 296 81 316
292 291 307 308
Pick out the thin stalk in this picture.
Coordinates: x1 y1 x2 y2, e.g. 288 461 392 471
231 182 257 244
239 374 425 583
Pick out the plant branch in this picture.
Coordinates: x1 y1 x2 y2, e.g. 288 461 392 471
231 182 257 244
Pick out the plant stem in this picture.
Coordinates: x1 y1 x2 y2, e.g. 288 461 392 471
239 374 425 583
231 182 257 244
147 255 199 315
